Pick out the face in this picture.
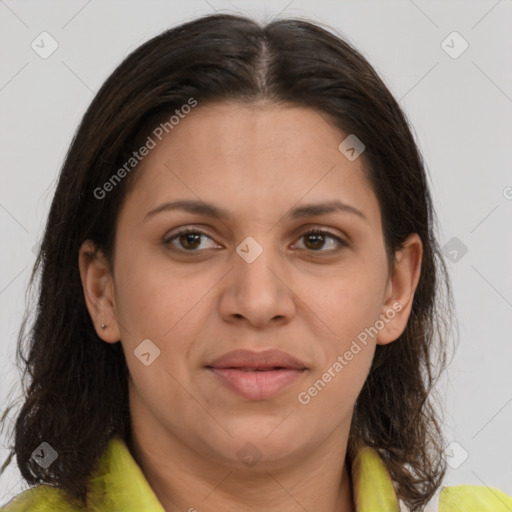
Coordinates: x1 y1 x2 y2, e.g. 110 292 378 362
80 101 421 469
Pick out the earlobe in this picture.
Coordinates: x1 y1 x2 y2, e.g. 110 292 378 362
376 233 423 346
78 239 121 343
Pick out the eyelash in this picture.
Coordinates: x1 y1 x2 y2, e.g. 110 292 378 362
163 227 347 255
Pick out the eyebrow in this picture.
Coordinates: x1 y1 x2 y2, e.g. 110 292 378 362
144 199 367 223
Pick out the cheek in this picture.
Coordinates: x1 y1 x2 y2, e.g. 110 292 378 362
298 257 386 406
113 246 202 338
114 254 203 401
296 338 375 430
113 249 218 390
305 262 387 340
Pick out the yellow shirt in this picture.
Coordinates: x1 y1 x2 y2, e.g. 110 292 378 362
1 436 511 511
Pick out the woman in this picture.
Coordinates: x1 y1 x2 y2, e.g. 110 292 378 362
1 13 510 512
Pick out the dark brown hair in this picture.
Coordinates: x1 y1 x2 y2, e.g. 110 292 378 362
1 13 454 511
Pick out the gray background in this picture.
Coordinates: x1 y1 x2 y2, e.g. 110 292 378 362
1 0 511 505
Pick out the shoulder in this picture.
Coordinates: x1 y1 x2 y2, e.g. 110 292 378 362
1 484 83 512
402 483 512 512
437 484 512 511
398 483 512 512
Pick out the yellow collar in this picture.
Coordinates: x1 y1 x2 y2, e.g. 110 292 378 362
5 435 512 511
84 436 400 511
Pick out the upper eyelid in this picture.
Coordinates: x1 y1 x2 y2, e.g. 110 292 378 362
165 224 345 238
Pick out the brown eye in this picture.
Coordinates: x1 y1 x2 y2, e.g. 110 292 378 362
295 229 346 253
164 229 218 252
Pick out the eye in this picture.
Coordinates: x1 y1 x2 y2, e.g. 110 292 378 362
164 228 219 252
293 228 347 253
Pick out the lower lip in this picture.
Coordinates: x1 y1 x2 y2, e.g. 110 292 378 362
208 368 305 400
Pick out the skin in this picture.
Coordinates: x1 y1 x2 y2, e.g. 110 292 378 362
79 101 422 512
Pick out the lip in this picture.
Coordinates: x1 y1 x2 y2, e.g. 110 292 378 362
205 349 307 400
206 349 306 370
208 368 305 400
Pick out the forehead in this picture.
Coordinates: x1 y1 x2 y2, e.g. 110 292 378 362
119 101 380 227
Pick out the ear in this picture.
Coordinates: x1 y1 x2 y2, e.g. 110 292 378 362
376 233 423 345
78 239 121 343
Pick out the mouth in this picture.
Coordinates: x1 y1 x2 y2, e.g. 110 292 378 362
205 349 307 400
206 365 306 400
204 349 307 400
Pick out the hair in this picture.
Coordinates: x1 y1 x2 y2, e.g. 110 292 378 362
1 12 454 511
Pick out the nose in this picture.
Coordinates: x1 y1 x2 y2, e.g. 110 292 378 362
218 237 296 329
